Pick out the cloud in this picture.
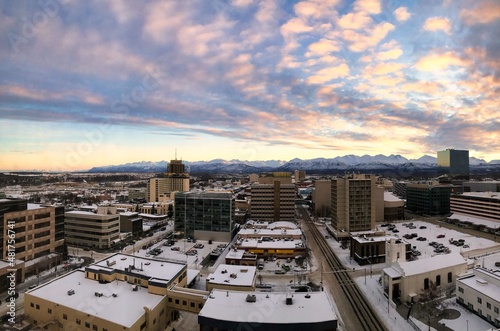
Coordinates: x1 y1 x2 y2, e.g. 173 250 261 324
460 1 500 25
306 38 340 57
306 63 350 84
422 17 452 34
393 7 411 22
415 51 468 71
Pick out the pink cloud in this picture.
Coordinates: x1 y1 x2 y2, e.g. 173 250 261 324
307 63 350 84
306 38 340 56
393 7 411 22
415 52 468 71
460 1 500 25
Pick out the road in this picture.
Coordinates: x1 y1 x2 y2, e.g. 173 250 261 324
299 206 387 331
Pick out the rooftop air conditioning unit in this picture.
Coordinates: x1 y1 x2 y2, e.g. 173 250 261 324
245 294 256 303
67 289 75 296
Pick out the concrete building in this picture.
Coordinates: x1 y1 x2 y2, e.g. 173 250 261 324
120 211 143 236
174 191 235 242
64 209 120 249
258 172 293 185
383 191 405 221
250 183 296 222
330 174 376 241
382 253 467 304
294 170 306 182
198 290 338 331
206 264 257 292
393 181 408 199
437 149 470 180
450 192 500 222
463 181 500 193
312 180 332 217
147 159 190 202
24 253 193 331
406 183 453 215
224 249 258 266
456 268 500 328
350 233 410 266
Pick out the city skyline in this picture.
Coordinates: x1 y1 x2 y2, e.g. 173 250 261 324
1 0 499 171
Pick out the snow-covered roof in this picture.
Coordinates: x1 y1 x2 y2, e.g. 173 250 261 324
456 192 500 200
384 191 403 202
457 268 500 303
207 264 256 287
26 270 164 328
267 221 298 230
225 249 245 260
237 238 304 250
383 267 402 279
238 228 302 237
199 290 337 325
91 253 185 282
397 253 466 277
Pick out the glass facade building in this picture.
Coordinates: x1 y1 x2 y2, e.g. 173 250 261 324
437 149 469 179
174 191 235 241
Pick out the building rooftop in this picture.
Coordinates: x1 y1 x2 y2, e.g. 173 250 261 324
236 238 304 250
454 192 500 200
26 270 164 328
397 253 466 277
457 268 500 302
449 213 500 229
199 290 337 325
89 253 185 283
225 249 245 260
207 264 256 287
238 228 302 237
384 191 404 202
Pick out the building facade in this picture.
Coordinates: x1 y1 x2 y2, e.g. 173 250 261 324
250 183 296 222
174 191 235 241
312 180 332 217
450 192 500 222
330 174 376 240
437 149 470 179
64 210 120 249
406 183 453 215
456 268 500 328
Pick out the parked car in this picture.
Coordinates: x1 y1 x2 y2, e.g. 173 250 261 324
171 247 180 251
437 234 445 238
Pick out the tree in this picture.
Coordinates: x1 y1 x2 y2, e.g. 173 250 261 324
416 280 447 331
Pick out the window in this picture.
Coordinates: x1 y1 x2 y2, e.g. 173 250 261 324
93 325 98 331
495 306 499 314
36 304 40 310
168 297 172 303
436 275 441 286
76 319 81 325
424 278 429 290
30 303 34 308
153 319 156 325
478 308 482 316
175 299 179 304
47 308 52 314
448 272 452 283
478 297 482 304
160 309 165 316
63 314 67 320
182 300 187 306
458 287 464 293
103 329 108 331
487 302 491 309
85 322 90 328
190 302 195 308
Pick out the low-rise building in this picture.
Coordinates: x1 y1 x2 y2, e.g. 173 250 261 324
206 264 257 292
64 210 120 249
198 290 338 331
456 267 500 328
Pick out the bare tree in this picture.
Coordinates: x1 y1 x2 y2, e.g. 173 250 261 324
417 280 448 331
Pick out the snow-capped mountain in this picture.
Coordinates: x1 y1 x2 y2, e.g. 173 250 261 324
87 154 500 174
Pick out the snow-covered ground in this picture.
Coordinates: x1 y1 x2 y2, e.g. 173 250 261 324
314 218 500 331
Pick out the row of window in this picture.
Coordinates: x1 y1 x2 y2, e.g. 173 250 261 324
423 273 453 289
457 288 499 314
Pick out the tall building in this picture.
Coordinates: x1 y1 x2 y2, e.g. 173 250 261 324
250 182 296 222
406 183 453 215
312 180 331 217
330 174 376 240
257 172 293 185
147 159 190 202
437 149 470 179
174 191 235 241
64 207 120 249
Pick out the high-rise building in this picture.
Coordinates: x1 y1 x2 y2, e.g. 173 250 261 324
406 183 453 215
146 158 190 202
250 182 296 222
174 191 235 241
312 180 331 217
330 174 376 240
437 149 470 179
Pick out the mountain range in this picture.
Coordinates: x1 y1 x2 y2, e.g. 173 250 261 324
87 154 500 175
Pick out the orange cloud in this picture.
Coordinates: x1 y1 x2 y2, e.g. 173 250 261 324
422 17 452 34
306 38 340 56
353 0 381 15
338 12 372 30
460 1 500 25
415 52 468 71
393 7 411 22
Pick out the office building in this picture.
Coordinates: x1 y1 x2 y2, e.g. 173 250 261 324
258 172 293 185
456 268 500 328
437 149 470 180
206 264 257 292
250 181 296 222
198 290 338 331
147 159 190 202
383 191 405 221
312 180 331 217
406 183 453 215
174 191 235 241
294 170 306 182
120 212 143 236
463 181 500 193
64 208 120 249
330 174 376 240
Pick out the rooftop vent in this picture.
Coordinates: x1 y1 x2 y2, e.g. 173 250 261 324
132 285 139 291
476 279 488 285
286 294 293 305
112 293 118 297
305 294 311 299
67 289 75 296
246 294 256 303
94 292 103 297
230 273 237 279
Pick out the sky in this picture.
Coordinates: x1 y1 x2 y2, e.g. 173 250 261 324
0 0 499 171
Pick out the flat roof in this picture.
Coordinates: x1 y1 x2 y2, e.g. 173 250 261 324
384 191 404 202
456 192 500 200
26 270 164 328
458 268 500 303
397 253 466 277
449 213 500 229
199 290 337 324
207 264 256 287
237 238 304 250
91 253 185 282
352 234 399 244
238 228 302 236
225 249 245 260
